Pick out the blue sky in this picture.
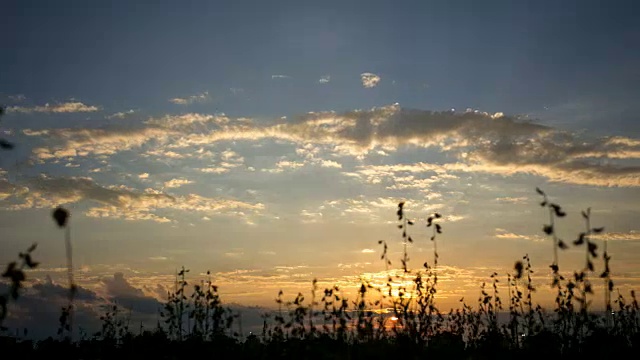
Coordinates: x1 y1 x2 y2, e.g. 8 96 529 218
1 0 640 338
4 0 639 126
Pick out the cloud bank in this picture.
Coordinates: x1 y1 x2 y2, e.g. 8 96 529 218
19 105 640 188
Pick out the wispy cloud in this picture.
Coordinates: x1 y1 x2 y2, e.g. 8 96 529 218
148 256 169 261
106 109 137 119
271 74 292 80
592 231 640 241
318 75 331 84
225 251 244 258
495 196 529 204
163 178 194 189
300 209 323 224
7 94 26 102
168 91 210 105
8 101 99 113
360 73 381 88
0 175 264 223
495 228 545 242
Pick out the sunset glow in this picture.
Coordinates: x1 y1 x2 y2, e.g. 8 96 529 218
1 0 639 340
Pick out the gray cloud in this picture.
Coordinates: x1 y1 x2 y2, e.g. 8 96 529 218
0 277 105 339
0 272 269 339
102 273 162 314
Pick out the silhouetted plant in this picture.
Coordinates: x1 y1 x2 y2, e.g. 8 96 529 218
426 212 442 269
522 254 537 333
396 201 414 273
572 207 604 338
97 303 130 344
377 239 390 270
536 187 567 274
599 227 615 323
0 106 14 151
0 243 39 331
1 188 639 358
536 188 576 337
52 206 76 340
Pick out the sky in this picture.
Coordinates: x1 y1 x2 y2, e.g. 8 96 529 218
1 0 640 338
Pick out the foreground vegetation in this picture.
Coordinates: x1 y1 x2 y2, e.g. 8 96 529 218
1 188 639 359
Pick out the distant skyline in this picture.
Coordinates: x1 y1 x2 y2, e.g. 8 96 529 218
1 0 639 338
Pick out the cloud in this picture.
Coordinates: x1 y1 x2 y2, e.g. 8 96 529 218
361 249 375 253
198 167 231 174
319 75 331 84
300 209 323 224
0 272 180 339
106 109 136 119
168 91 210 105
0 178 18 201
0 278 106 339
276 160 305 170
8 101 99 113
319 160 342 168
360 73 381 88
495 196 528 204
495 228 545 242
225 251 244 258
0 175 265 223
102 272 162 314
22 105 640 187
7 94 26 102
318 196 444 224
220 149 244 164
146 113 225 128
148 256 169 261
24 113 233 160
163 178 194 189
271 74 292 79
592 231 640 241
